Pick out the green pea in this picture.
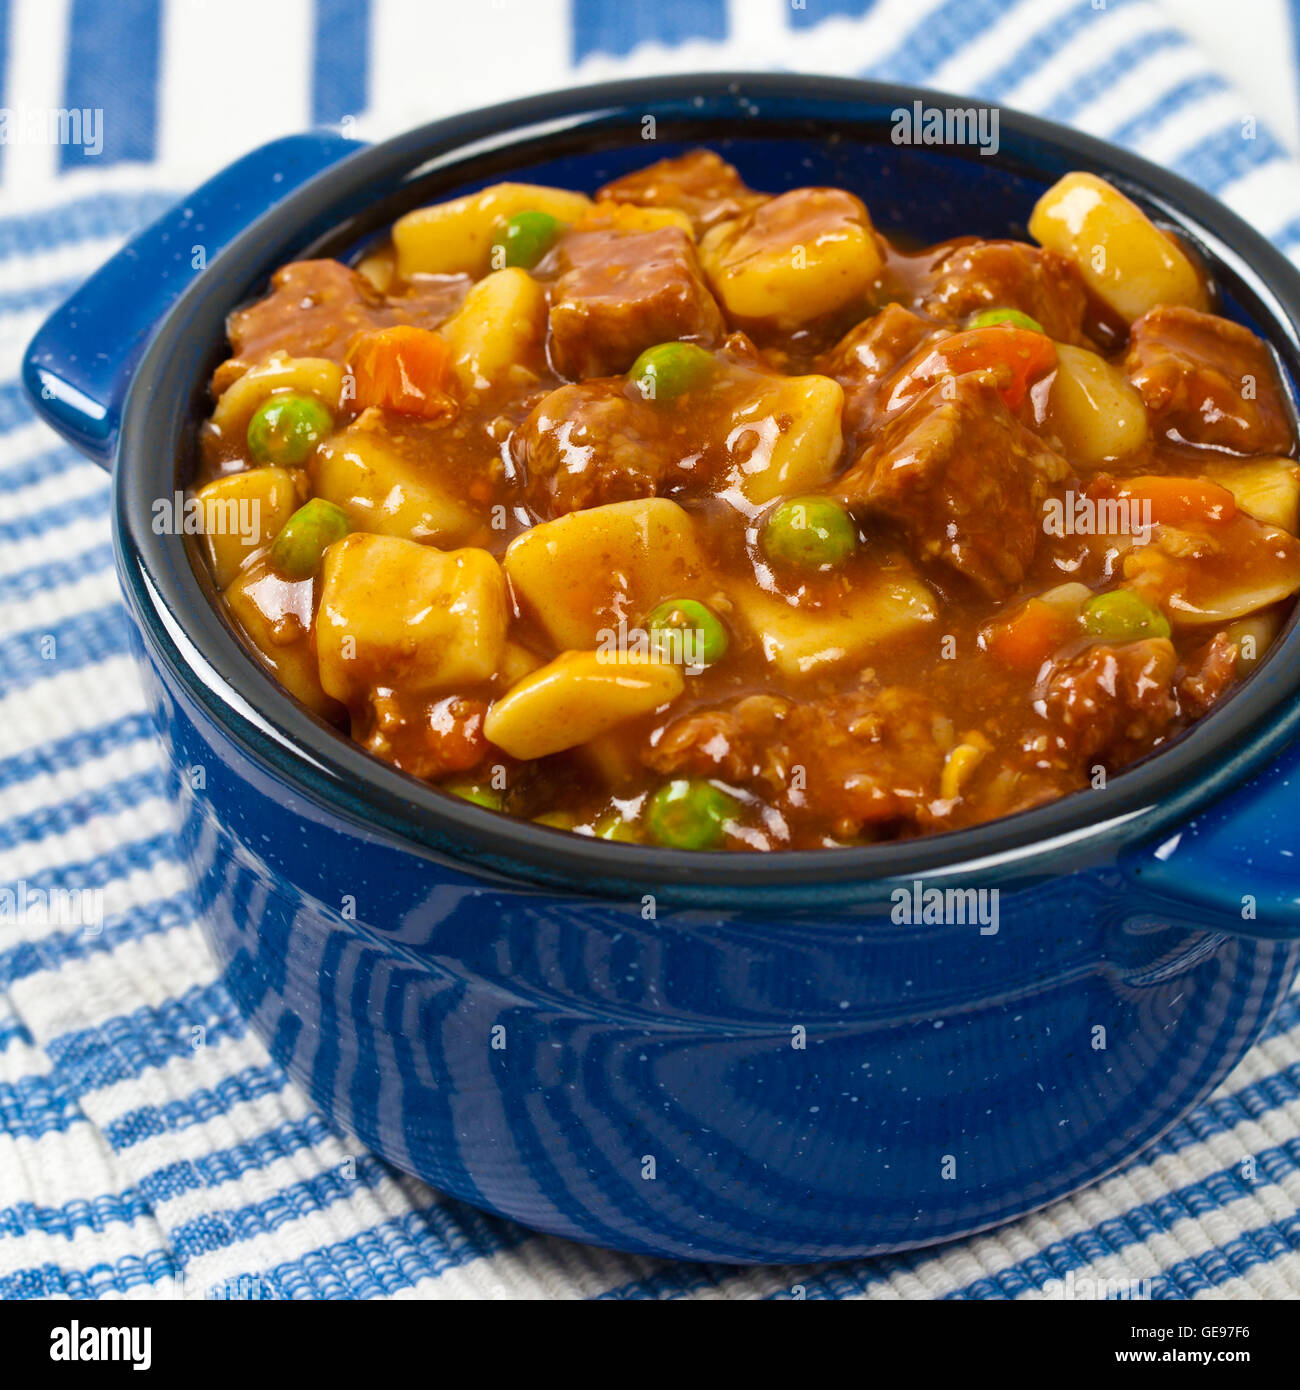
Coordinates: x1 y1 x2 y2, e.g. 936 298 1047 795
645 779 740 850
647 598 729 667
444 780 503 810
968 307 1045 333
269 498 350 579
593 813 640 843
491 210 561 269
1081 589 1171 643
629 341 713 402
762 496 857 570
247 393 333 465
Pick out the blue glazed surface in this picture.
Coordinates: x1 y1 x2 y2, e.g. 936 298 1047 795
25 76 1300 1260
134 618 1299 1260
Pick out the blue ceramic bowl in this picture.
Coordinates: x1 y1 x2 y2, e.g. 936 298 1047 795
24 75 1300 1263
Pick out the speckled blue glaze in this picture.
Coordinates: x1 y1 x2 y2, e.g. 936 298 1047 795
25 76 1300 1261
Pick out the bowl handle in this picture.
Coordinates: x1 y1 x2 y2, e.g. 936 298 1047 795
22 131 360 468
1120 732 1300 939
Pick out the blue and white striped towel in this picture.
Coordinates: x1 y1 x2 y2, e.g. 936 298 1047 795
5 0 1300 1301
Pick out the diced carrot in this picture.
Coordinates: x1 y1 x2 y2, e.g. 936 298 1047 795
890 325 1058 412
1089 474 1237 525
346 325 456 419
985 597 1072 672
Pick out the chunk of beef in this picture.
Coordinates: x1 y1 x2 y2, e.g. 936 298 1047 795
221 259 470 388
917 240 1090 344
645 687 950 835
820 304 940 440
1124 305 1295 455
646 695 794 786
1177 630 1239 719
548 226 726 380
837 375 1071 597
1040 638 1178 767
512 380 680 516
596 150 766 235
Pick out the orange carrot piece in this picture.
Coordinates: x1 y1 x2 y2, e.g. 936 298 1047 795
1090 474 1237 525
347 325 456 419
985 598 1072 672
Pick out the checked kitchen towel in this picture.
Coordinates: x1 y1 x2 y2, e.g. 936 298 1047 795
4 0 1300 1301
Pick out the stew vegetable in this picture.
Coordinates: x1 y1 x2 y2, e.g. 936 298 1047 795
193 152 1300 850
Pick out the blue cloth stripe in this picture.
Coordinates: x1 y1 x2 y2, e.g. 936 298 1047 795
940 1142 1300 1299
865 0 1031 84
0 191 173 259
571 0 728 63
0 442 94 489
0 274 84 317
0 1015 31 1051
137 1114 349 1210
788 0 877 28
0 604 130 697
0 711 155 795
0 480 111 543
0 378 77 434
0 541 111 605
311 0 371 126
1292 2 1300 133
1274 213 1300 251
0 1248 179 1300
1039 29 1189 124
0 0 10 183
0 1189 154 1242
43 980 249 1090
104 1063 289 1149
0 1075 84 1143
217 1204 527 1301
0 765 163 855
954 1208 1300 1300
61 0 163 171
0 887 192 995
1169 123 1292 192
978 0 1106 104
165 1150 399 1263
1105 73 1230 149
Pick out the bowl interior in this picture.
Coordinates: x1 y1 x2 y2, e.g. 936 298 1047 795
121 78 1300 904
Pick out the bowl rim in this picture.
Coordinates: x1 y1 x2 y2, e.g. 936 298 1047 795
116 70 1300 903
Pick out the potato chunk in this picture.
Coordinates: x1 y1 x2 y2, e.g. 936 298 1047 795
727 373 844 503
730 569 937 678
1202 458 1300 534
196 466 301 588
317 533 507 706
1122 516 1300 626
504 498 710 651
484 651 684 759
1048 343 1148 468
224 560 338 718
699 188 884 327
392 182 594 278
1028 172 1207 322
439 267 548 392
210 353 342 439
309 414 484 546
